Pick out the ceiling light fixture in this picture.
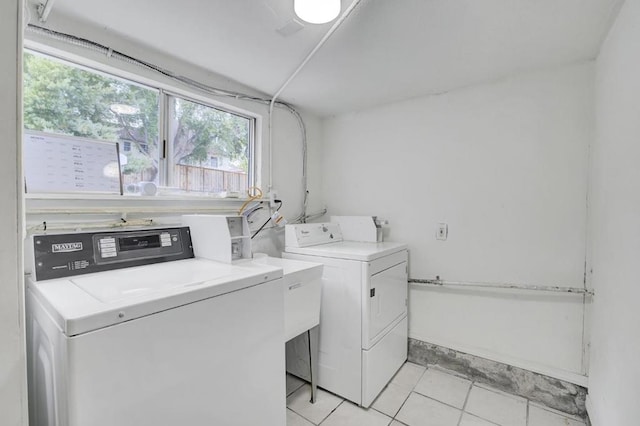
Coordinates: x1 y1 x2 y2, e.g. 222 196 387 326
294 0 341 24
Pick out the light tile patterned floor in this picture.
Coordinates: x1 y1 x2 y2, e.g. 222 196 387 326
286 362 587 426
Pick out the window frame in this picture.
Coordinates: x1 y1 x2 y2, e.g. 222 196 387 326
23 46 259 200
162 90 255 194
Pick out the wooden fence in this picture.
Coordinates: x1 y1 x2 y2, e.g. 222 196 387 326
123 164 247 193
172 164 247 193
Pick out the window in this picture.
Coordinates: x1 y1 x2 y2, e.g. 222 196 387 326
167 95 252 194
23 51 160 188
23 51 255 196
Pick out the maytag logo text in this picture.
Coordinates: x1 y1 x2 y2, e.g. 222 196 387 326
52 242 83 253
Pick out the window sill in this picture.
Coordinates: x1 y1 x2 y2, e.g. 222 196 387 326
25 193 265 215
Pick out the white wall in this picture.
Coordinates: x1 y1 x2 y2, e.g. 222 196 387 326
587 0 640 424
320 63 594 384
0 1 26 425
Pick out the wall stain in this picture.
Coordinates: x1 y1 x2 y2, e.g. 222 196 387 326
408 339 587 419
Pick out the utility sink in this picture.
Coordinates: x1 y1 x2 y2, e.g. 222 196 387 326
252 255 323 341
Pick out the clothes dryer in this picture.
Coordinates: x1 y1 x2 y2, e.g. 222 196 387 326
283 222 408 407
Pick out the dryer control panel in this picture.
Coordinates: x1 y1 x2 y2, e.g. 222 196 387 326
285 223 343 248
31 227 194 281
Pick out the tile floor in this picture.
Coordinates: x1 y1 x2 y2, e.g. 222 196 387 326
286 362 586 426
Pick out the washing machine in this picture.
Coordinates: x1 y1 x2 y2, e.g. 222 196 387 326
283 221 408 407
25 226 286 426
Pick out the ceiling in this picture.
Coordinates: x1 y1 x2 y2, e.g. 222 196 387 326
30 0 623 116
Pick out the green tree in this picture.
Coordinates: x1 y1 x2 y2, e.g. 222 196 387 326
23 52 121 141
169 97 249 172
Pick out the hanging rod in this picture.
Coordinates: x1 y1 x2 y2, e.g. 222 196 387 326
409 278 594 296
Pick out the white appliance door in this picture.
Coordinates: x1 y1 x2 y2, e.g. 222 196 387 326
364 257 408 349
361 316 408 407
64 280 285 426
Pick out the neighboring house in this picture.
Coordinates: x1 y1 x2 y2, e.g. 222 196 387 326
203 150 243 172
118 127 150 155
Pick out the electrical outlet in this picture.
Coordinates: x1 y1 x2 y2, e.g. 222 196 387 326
269 190 278 208
436 223 448 240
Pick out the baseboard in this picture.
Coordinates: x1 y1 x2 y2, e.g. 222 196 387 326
409 338 588 419
409 332 588 387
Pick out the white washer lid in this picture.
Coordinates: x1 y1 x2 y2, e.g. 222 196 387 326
27 258 282 336
244 255 324 277
284 240 407 261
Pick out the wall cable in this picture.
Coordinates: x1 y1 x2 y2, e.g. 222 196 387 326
251 200 283 239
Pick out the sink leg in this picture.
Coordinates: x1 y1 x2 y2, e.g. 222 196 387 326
308 326 319 404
